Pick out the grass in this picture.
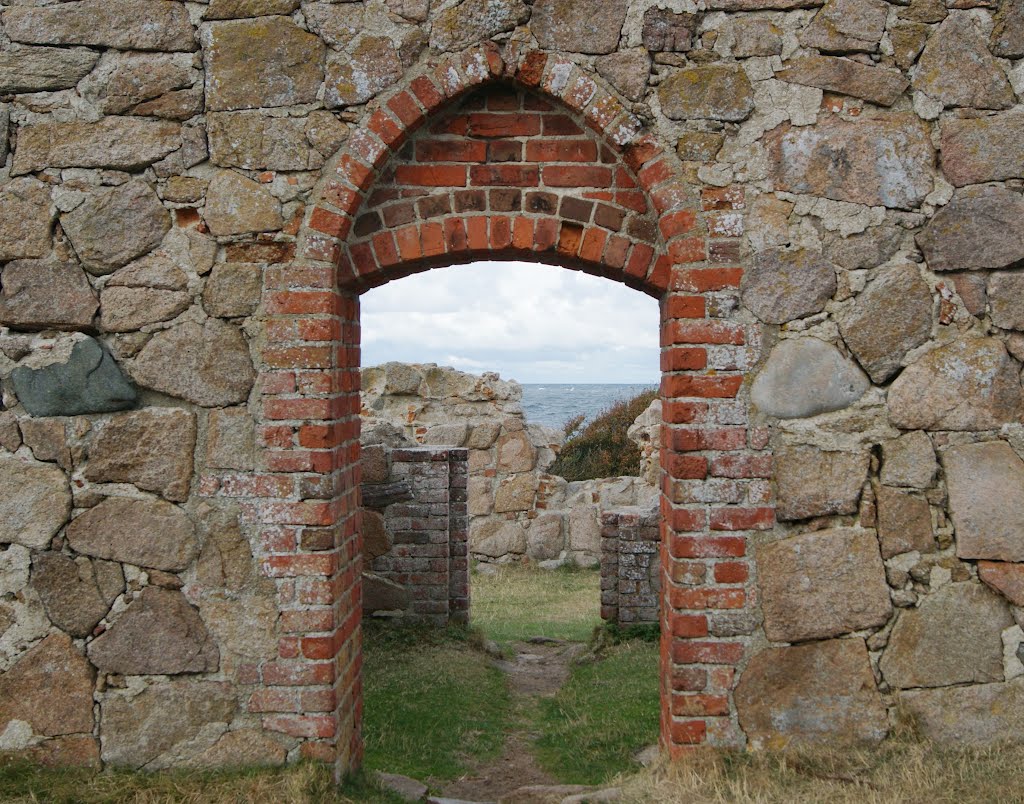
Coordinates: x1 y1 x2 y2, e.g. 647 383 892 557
361 623 511 784
470 563 603 644
534 640 661 786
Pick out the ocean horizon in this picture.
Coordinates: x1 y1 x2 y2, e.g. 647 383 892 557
520 382 658 429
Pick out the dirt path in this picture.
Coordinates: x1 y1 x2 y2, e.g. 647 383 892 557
438 638 586 803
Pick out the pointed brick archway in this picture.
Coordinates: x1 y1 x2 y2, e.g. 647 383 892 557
267 42 771 777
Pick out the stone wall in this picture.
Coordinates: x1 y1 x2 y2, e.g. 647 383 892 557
0 0 1023 773
600 507 661 625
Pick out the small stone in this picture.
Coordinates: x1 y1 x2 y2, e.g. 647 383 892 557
363 572 411 613
0 454 71 550
11 338 137 418
799 0 889 52
775 446 869 521
0 413 21 453
912 15 1014 109
776 55 909 106
0 178 53 262
0 544 29 596
20 418 71 470
757 528 890 641
641 7 697 52
203 263 262 320
751 338 869 419
989 272 1024 331
889 22 930 69
85 408 196 502
0 258 98 332
899 0 947 23
881 582 1011 688
765 114 935 209
83 52 199 119
130 319 255 407
735 638 888 746
494 474 538 513
527 514 563 561
0 44 100 94
325 36 404 108
88 586 219 674
303 2 363 47
887 338 1024 431
187 728 287 768
917 186 1024 271
741 248 837 324
205 0 300 18
979 561 1024 607
837 264 933 384
206 408 255 471
876 486 934 559
208 111 317 171
826 225 904 270
203 171 283 236
195 504 256 591
676 132 724 162
496 430 537 473
944 441 1024 562
200 594 278 660
66 496 198 572
568 506 601 553
202 18 325 111
31 553 124 638
429 0 530 51
992 0 1024 57
880 430 936 488
899 679 1024 744
950 272 989 316
659 64 755 122
3 0 196 51
100 287 190 332
0 633 94 739
12 118 181 177
100 680 235 768
423 423 468 446
940 110 1024 186
163 177 208 205
62 180 171 275
305 110 349 156
472 520 527 557
730 19 784 57
374 772 428 803
362 510 392 561
595 50 651 102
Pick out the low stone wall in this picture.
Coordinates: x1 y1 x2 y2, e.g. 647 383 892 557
600 507 660 626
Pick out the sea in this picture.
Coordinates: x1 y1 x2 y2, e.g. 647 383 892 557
520 383 658 430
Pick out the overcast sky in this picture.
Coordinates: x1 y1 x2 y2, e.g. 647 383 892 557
360 261 660 384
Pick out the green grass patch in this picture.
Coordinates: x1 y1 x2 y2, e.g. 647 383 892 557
361 623 511 784
471 563 603 645
533 640 661 786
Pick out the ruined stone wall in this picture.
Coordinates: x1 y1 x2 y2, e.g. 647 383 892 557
0 0 1023 775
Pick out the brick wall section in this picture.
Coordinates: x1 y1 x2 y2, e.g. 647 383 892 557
600 507 661 626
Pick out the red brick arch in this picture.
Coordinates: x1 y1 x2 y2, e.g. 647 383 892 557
268 42 768 776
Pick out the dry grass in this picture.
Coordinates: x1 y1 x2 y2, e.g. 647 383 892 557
616 731 1024 804
471 563 603 644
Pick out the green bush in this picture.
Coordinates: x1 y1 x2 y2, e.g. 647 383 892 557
548 390 658 482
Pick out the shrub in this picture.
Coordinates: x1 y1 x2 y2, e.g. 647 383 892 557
549 389 658 481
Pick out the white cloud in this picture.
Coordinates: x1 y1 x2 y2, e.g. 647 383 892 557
360 261 659 383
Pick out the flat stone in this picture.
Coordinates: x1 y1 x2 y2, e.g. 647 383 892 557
3 0 196 51
186 728 287 768
202 18 325 111
325 36 404 108
205 0 300 18
992 0 1024 57
66 496 198 572
62 180 171 275
11 337 137 417
917 186 1024 272
107 252 187 292
742 248 837 324
751 338 869 419
208 111 316 171
876 486 934 559
100 680 235 768
880 430 936 488
20 418 71 470
0 454 71 550
200 594 278 660
569 506 601 552
641 7 697 52
531 0 626 54
887 338 1024 431
88 586 219 675
303 2 364 48
0 634 94 739
913 15 1014 109
659 64 755 122
979 561 1024 607
757 528 890 642
940 110 1024 186
889 22 930 69
423 423 468 446
375 772 429 803
494 474 537 513
80 51 197 120
776 55 909 106
881 582 1012 688
362 510 392 561
950 272 989 316
735 639 888 746
31 553 124 638
13 118 181 176
731 19 784 57
85 408 196 502
129 319 255 407
676 132 724 162
765 114 934 209
837 264 933 384
527 514 563 561
472 520 527 557
944 441 1024 562
595 50 651 102
0 44 100 93
429 0 529 51
0 178 53 261
100 287 190 332
203 170 283 236
206 407 256 471
0 258 97 332
900 679 1024 744
799 0 889 52
363 572 411 613
989 272 1024 331
195 504 256 591
775 446 869 521
496 430 537 473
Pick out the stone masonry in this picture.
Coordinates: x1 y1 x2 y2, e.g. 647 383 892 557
0 0 1022 777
